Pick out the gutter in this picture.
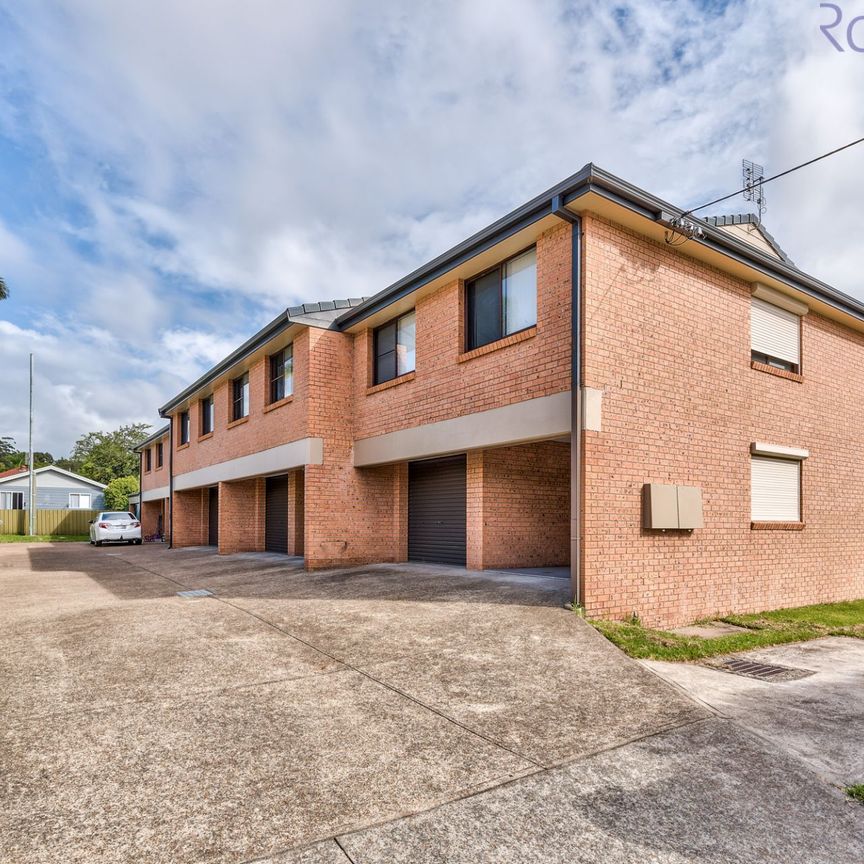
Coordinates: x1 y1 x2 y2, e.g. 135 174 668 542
551 199 583 607
159 312 292 416
336 163 864 331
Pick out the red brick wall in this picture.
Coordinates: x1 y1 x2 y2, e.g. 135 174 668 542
288 469 305 556
303 329 404 567
476 442 569 569
352 222 573 441
218 478 265 555
172 489 208 547
141 435 169 493
581 213 864 627
140 499 169 539
172 329 309 477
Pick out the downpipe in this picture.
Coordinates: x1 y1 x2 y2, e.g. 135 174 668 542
551 197 583 608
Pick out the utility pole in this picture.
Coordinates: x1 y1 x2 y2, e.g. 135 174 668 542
28 353 35 537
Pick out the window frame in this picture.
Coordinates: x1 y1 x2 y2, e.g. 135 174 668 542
69 492 92 509
269 344 294 404
750 296 802 374
144 448 152 472
373 310 416 385
178 411 190 445
231 372 250 422
156 442 164 468
750 454 802 524
200 395 215 436
465 246 537 352
0 491 23 509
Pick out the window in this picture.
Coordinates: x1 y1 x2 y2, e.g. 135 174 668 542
179 411 190 445
269 345 294 403
156 442 164 468
144 448 152 472
751 296 801 373
0 491 23 509
374 310 416 384
231 372 250 421
69 493 91 509
751 455 802 522
200 395 215 435
466 247 536 351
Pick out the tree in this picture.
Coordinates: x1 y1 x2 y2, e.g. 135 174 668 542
0 277 7 300
69 423 151 485
0 437 52 471
104 476 140 511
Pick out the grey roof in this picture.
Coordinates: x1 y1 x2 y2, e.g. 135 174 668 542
0 465 107 489
336 163 859 329
702 214 794 266
159 163 864 416
159 298 368 415
284 298 370 328
135 424 170 452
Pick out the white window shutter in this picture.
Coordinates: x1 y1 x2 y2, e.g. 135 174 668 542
751 456 800 521
751 297 800 365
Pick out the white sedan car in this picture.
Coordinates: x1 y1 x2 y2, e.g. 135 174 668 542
89 511 142 546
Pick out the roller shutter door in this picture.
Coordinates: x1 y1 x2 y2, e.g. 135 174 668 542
208 486 219 546
408 455 467 565
265 475 289 554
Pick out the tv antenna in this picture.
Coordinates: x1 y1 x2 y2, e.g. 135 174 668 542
742 159 766 222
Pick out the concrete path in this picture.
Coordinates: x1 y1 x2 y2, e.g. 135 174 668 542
644 637 864 787
1 543 861 863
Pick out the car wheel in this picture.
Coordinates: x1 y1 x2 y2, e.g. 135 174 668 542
95 540 103 547
89 539 94 545
135 539 143 545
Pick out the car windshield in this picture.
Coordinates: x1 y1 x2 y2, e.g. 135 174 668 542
102 512 133 521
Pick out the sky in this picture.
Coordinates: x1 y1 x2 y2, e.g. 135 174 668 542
1 1 863 456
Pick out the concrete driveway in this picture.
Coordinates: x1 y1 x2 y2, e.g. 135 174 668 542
1 543 862 863
644 637 864 786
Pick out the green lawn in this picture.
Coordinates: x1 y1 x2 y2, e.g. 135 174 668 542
846 785 864 805
0 534 89 543
592 599 864 662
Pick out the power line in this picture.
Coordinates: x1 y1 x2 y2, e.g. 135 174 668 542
681 135 864 220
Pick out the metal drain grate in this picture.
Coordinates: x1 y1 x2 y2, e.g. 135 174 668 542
711 657 814 682
176 589 214 598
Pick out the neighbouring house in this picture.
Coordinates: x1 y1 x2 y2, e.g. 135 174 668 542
134 425 170 538
0 465 106 510
146 163 864 627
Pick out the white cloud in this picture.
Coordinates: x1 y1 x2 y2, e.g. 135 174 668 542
0 0 863 454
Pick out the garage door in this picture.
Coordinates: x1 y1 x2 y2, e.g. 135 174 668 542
408 455 467 565
265 475 289 554
208 486 219 546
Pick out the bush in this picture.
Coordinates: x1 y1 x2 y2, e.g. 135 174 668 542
104 476 140 511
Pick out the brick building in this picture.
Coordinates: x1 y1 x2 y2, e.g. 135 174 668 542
148 164 864 626
136 425 170 540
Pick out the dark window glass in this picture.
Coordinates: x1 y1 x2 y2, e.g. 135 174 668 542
156 442 164 467
232 373 249 421
467 269 502 351
179 411 190 445
466 247 536 351
145 449 152 471
751 350 797 374
269 344 294 403
201 396 215 435
374 311 416 385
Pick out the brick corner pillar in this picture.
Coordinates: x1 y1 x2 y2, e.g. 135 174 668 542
466 450 484 570
172 489 207 547
140 500 160 538
218 478 265 555
394 463 409 562
287 470 305 557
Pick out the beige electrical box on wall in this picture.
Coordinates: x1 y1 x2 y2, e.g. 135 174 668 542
643 483 703 530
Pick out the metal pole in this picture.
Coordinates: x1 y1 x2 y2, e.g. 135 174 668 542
28 353 35 536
